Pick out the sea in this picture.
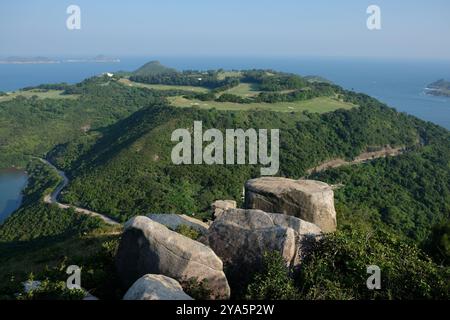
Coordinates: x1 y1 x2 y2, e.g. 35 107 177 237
0 169 28 224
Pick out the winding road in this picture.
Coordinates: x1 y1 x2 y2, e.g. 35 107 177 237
39 158 120 226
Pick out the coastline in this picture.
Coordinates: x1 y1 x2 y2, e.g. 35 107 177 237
424 87 450 98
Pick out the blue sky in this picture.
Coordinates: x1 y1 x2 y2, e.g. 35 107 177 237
1 0 449 59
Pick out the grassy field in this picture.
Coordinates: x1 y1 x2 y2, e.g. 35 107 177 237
118 78 209 93
0 90 78 102
216 70 242 80
168 96 356 113
222 83 262 97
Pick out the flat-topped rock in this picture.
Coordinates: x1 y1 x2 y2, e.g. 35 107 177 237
211 200 237 218
116 216 230 300
123 274 193 300
147 213 209 235
245 177 337 232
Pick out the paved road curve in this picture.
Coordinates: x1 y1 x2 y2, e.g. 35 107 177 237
39 158 120 226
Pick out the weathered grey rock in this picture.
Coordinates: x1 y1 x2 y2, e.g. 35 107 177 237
123 274 193 300
245 177 337 232
147 214 209 236
211 200 237 218
116 216 230 300
205 208 322 276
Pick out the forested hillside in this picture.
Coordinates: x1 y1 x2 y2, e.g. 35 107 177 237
0 75 167 168
51 102 421 222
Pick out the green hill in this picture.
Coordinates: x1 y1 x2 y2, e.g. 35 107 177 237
132 60 177 77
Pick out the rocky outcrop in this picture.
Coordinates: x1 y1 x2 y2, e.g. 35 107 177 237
123 274 193 300
116 216 230 300
245 177 337 232
148 214 209 235
205 208 322 278
211 200 237 219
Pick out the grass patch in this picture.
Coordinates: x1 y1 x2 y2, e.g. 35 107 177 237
118 78 209 93
222 83 262 97
168 96 356 113
0 90 78 102
217 71 242 80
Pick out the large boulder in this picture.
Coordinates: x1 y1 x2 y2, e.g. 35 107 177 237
123 274 193 300
245 177 337 232
205 209 322 284
211 200 237 219
147 214 209 236
116 216 230 300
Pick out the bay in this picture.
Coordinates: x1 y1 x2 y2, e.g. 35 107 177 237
0 169 28 224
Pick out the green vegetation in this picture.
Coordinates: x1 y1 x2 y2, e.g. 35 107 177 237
0 160 105 242
245 252 299 300
304 75 333 84
0 160 122 300
297 227 449 300
222 83 262 97
118 78 209 93
0 76 166 168
243 229 449 300
0 89 77 103
181 278 211 300
175 225 201 240
0 62 449 299
169 95 354 112
310 131 450 245
17 278 86 300
51 98 420 222
426 222 450 265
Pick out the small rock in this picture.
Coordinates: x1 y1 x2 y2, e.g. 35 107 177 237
211 200 237 219
123 274 193 300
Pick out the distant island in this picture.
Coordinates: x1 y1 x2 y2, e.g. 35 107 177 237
425 79 450 97
0 55 120 64
64 55 120 63
304 75 333 84
0 56 60 64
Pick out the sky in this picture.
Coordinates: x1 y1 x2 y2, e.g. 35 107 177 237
1 0 450 59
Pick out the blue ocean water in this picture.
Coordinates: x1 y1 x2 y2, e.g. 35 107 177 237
0 169 28 224
0 56 449 129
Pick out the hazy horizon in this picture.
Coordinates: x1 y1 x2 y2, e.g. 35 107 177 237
1 0 450 60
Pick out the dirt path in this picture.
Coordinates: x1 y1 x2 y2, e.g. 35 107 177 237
306 145 405 175
39 158 120 226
